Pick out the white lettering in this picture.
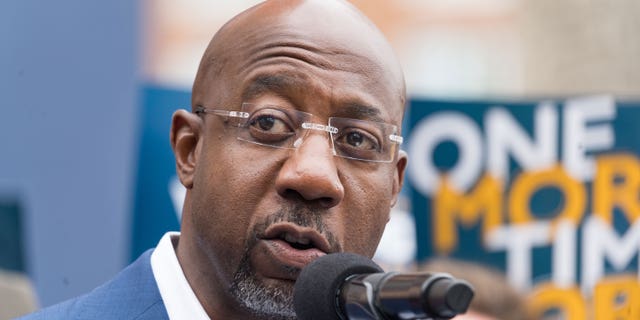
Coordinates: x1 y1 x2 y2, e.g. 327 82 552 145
486 102 557 183
581 215 640 294
408 111 483 195
169 175 186 222
486 221 551 291
552 219 577 288
563 95 616 181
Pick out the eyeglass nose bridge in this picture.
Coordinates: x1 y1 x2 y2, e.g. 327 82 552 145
301 122 338 134
292 122 339 151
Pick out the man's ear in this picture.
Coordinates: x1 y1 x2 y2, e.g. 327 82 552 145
390 149 408 208
170 110 202 189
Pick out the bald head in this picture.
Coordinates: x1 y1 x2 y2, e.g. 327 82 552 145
192 0 406 121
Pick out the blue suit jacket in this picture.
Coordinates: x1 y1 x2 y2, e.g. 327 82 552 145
18 250 169 320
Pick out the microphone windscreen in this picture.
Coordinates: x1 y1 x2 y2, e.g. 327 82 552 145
293 253 383 320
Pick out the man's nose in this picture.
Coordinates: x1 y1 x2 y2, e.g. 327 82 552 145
275 133 345 208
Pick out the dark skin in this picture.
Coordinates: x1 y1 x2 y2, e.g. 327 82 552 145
170 0 407 319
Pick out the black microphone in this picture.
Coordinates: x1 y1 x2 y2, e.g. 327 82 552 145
293 253 474 320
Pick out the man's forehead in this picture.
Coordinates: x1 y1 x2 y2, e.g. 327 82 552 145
209 0 402 79
193 0 405 121
241 71 388 121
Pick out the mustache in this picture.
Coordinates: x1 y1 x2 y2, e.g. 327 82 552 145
249 204 342 253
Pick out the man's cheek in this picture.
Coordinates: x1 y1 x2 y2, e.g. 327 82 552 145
345 222 384 255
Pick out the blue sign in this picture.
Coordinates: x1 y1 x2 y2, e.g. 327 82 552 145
406 96 640 318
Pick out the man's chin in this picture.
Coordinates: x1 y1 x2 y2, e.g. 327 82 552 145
230 263 297 319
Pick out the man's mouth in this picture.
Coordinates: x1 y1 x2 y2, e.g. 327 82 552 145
251 223 333 280
263 223 333 254
280 232 315 250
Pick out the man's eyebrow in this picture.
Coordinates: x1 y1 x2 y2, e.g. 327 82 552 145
337 103 384 122
242 74 301 101
242 74 385 122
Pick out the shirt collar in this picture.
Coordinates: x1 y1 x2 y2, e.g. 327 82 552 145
151 231 211 320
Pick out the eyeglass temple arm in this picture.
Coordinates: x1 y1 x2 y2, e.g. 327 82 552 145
193 106 249 119
389 134 403 144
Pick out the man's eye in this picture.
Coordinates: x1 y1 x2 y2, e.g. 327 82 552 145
246 113 295 145
338 129 380 151
256 116 275 131
250 115 290 133
346 132 364 147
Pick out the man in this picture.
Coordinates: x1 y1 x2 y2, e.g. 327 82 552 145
20 0 407 319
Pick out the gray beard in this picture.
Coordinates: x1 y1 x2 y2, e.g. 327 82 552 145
229 252 297 320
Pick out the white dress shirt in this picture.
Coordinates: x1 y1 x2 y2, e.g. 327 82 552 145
151 232 211 320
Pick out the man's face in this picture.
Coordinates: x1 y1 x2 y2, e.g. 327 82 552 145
176 3 407 319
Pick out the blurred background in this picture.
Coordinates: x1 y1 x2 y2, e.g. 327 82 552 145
1 0 639 319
